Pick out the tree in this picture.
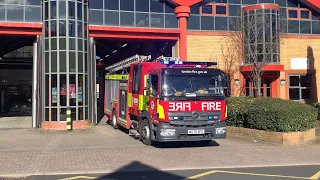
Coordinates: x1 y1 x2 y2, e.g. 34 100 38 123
225 9 287 98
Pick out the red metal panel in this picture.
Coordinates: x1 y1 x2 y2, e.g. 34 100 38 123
307 0 320 8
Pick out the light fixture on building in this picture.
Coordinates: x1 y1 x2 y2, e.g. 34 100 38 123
234 79 240 85
105 55 109 58
280 79 286 86
112 50 117 53
122 44 127 47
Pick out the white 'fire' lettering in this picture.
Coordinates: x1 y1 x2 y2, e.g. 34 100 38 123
168 102 191 111
201 102 222 111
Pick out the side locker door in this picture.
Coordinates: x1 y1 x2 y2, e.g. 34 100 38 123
119 80 128 128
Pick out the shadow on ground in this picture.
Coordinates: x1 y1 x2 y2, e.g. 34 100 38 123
96 161 186 180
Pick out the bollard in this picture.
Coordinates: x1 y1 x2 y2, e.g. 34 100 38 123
66 107 72 130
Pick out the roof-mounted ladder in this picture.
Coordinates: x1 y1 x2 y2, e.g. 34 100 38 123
105 54 151 73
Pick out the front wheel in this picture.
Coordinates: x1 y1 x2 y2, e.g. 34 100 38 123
139 118 152 146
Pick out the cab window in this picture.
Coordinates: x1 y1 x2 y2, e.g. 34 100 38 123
150 74 158 97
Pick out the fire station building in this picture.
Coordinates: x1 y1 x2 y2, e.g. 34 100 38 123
0 0 319 129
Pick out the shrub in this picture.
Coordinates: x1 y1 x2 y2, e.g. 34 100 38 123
226 97 318 132
312 103 320 120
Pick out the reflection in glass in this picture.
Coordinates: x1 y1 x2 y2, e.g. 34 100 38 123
136 0 149 12
69 1 75 19
78 74 84 106
77 2 82 20
59 1 66 19
89 10 103 25
89 0 103 9
60 75 67 107
105 0 119 10
60 51 67 72
69 21 76 37
59 20 67 36
165 14 178 28
70 52 76 73
70 75 76 106
120 0 134 11
6 5 23 21
187 15 200 30
25 6 41 22
51 108 58 121
150 13 164 28
288 20 299 33
201 16 214 30
50 1 56 19
51 20 57 37
150 0 163 13
105 11 119 26
51 75 57 106
215 17 227 30
78 21 83 38
120 12 134 26
300 21 311 34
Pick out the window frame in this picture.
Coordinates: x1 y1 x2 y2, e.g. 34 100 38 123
287 8 311 20
200 3 228 16
288 74 312 101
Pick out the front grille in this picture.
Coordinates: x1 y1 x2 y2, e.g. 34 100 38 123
168 112 221 127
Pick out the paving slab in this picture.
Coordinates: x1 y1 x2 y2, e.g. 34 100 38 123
0 124 319 177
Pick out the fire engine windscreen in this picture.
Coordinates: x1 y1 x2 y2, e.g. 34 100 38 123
161 74 224 98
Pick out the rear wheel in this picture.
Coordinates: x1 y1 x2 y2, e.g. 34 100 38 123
139 118 152 146
112 111 118 129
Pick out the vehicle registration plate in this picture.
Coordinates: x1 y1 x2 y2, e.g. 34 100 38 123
188 129 205 134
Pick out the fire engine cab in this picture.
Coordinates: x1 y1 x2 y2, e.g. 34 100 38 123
104 54 227 146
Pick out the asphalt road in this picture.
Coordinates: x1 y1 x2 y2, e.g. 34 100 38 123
4 165 319 180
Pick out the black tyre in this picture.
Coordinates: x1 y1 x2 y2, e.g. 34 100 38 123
139 118 152 146
112 111 118 129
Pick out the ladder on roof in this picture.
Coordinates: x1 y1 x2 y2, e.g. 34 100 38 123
104 54 151 73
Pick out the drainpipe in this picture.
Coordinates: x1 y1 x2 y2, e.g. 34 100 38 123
175 6 190 61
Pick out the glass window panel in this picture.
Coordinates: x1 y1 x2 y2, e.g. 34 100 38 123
85 53 88 72
60 75 67 107
120 12 134 26
44 1 48 20
45 108 49 121
136 0 149 12
51 75 57 106
51 51 57 72
78 21 83 38
216 5 227 15
242 0 257 4
78 52 83 72
70 52 76 73
89 10 103 25
105 0 119 10
187 15 200 30
190 4 200 14
78 74 84 106
201 16 214 30
69 1 75 19
215 17 228 30
89 0 103 9
45 21 49 37
6 5 24 21
150 13 164 28
60 51 67 72
51 108 58 121
229 0 241 4
300 75 311 87
25 6 41 22
289 76 300 86
201 5 213 14
85 107 88 119
150 0 163 13
78 107 83 120
51 20 57 37
288 10 298 18
51 38 57 50
302 88 311 99
27 0 41 6
312 21 320 34
45 39 49 50
59 1 66 19
78 39 83 51
45 75 49 106
60 108 67 121
165 4 174 13
77 2 82 20
59 38 66 50
69 20 76 37
0 5 4 20
288 20 299 33
84 40 87 52
165 14 178 28
280 8 286 19
45 52 49 73
59 20 67 36
301 10 310 19
229 5 241 16
287 0 298 7
312 12 319 20
136 13 149 27
50 1 57 19
105 11 119 26
229 17 240 31
70 38 76 50
289 88 300 100
275 0 286 7
120 0 134 11
85 75 88 105
215 0 228 3
70 75 76 106
71 108 76 121
300 20 311 34
280 19 288 33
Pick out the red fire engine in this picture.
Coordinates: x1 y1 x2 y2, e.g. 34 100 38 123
104 54 227 146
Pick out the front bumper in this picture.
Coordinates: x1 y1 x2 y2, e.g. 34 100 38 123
154 121 226 142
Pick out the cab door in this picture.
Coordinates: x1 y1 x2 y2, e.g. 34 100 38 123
147 73 159 122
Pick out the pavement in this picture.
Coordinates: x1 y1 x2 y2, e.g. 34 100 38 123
0 115 31 129
4 165 320 180
0 120 319 178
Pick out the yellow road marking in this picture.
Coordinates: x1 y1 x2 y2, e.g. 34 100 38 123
310 171 320 180
187 170 313 179
59 176 96 180
186 170 218 179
